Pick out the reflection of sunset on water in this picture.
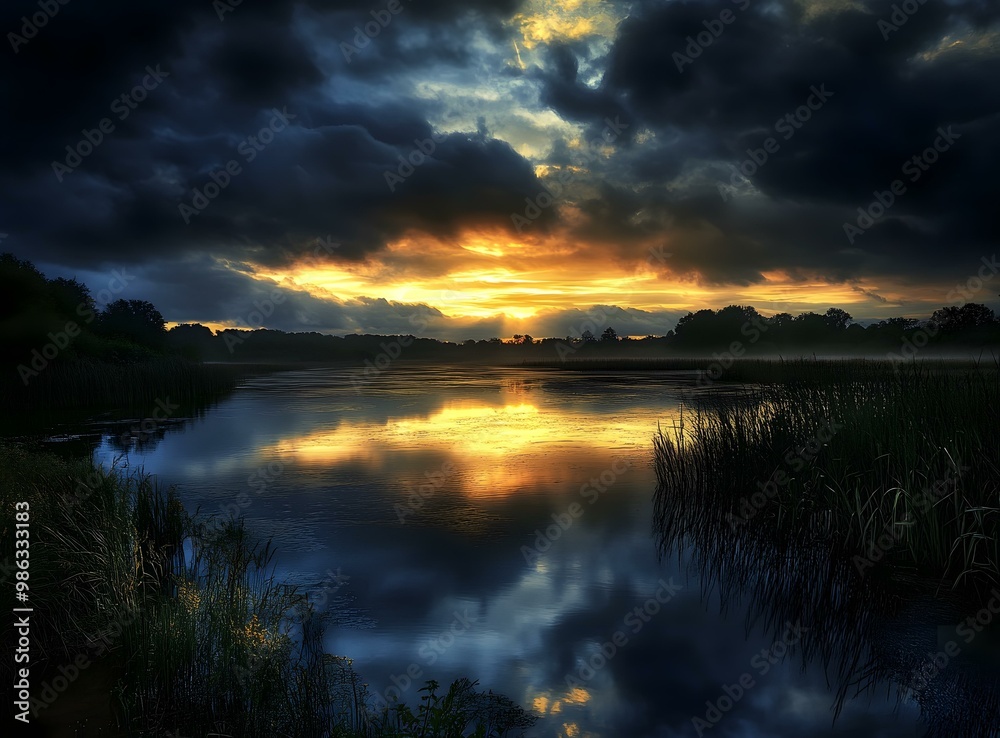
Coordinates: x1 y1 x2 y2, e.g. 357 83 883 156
530 687 598 738
257 398 678 499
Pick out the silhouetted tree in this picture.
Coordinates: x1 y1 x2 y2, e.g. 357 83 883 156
824 307 853 331
931 303 996 331
601 327 619 342
99 299 167 348
673 310 718 346
717 305 762 328
167 323 216 360
881 317 917 329
767 313 794 330
49 277 95 321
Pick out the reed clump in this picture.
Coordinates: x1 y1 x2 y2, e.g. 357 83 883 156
654 360 1000 593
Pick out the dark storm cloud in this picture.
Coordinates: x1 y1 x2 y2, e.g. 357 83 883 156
534 42 628 126
0 0 541 272
536 0 1000 285
4 0 999 330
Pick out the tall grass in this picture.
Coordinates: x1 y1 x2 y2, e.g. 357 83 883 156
0 445 535 737
654 361 1000 592
651 361 1000 736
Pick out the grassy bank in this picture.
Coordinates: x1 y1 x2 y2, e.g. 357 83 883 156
653 360 1000 594
1 445 535 737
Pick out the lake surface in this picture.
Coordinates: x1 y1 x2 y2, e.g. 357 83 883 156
90 365 925 737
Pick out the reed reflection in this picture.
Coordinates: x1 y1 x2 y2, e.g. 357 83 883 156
653 386 1000 738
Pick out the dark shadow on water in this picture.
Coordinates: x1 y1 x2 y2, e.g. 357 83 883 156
2 391 239 459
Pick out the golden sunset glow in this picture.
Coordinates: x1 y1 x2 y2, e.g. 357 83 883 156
529 686 596 737
225 227 920 335
511 0 622 50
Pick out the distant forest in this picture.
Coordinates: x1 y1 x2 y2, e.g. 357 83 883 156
3 253 999 373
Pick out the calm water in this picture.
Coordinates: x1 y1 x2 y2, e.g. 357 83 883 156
91 366 925 737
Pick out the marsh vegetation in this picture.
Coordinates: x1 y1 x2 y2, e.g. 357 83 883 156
653 359 1000 735
1 445 536 737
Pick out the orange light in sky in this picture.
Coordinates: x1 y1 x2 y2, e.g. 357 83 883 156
242 227 914 330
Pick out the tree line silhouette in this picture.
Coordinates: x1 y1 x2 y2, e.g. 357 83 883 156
3 253 999 370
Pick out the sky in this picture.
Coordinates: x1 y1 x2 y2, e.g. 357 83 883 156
2 0 998 340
